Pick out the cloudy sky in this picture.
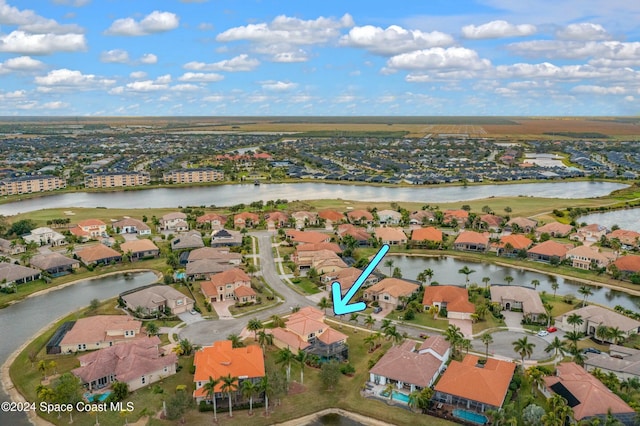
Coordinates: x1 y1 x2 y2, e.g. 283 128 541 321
1 0 639 116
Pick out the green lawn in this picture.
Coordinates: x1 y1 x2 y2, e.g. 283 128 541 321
291 277 322 295
395 311 450 331
472 314 506 334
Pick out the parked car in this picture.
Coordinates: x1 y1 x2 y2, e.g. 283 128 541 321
537 330 549 337
583 347 601 354
373 306 383 314
419 333 429 339
547 326 558 333
190 309 198 315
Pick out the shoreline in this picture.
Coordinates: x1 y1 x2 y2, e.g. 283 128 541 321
388 252 640 298
273 407 397 426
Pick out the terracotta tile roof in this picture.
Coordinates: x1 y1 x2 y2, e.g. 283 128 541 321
443 209 469 221
196 213 227 224
454 231 489 246
579 223 607 233
506 217 537 229
285 229 331 244
422 286 475 314
410 210 435 222
608 229 640 246
435 354 516 408
265 211 289 223
69 227 89 237
269 328 310 351
317 327 348 345
418 335 451 357
319 209 345 222
208 268 251 286
480 214 503 229
366 278 419 299
193 341 265 397
527 240 573 258
234 285 256 298
78 219 106 228
296 242 342 253
373 227 407 242
330 267 365 291
499 234 533 250
291 306 325 321
613 255 640 273
60 315 141 346
120 239 159 254
286 316 327 337
234 212 260 222
370 340 443 388
411 226 443 242
346 209 373 221
77 244 121 263
536 222 573 236
337 224 370 241
544 362 635 421
200 280 222 298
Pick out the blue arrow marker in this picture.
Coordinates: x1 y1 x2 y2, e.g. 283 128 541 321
332 244 390 316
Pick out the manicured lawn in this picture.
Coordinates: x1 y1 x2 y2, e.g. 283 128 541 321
472 314 506 334
291 277 321 295
397 311 450 331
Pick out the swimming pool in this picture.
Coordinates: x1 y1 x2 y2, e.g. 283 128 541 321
453 408 488 425
84 391 111 403
379 389 410 403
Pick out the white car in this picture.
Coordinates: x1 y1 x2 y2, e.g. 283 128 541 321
537 330 549 337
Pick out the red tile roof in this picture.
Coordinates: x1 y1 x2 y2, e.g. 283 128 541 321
196 213 227 224
613 255 640 273
411 227 443 242
499 234 533 250
527 240 572 258
346 209 373 221
285 229 330 244
370 340 443 388
234 285 256 298
373 227 407 242
120 239 159 254
422 286 475 314
454 231 489 246
318 209 345 222
536 222 573 236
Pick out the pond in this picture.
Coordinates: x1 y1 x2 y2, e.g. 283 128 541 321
578 208 640 233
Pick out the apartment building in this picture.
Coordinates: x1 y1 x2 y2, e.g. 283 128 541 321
0 174 66 196
84 171 150 188
163 168 224 184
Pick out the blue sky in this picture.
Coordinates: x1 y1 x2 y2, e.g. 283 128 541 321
0 0 639 116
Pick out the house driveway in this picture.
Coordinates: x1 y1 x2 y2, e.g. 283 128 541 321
211 300 235 320
448 318 473 338
372 304 394 320
502 310 524 329
177 311 204 325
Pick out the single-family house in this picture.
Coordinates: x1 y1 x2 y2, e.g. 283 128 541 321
373 227 407 246
479 214 503 232
286 229 331 245
296 242 342 256
323 267 379 295
337 224 371 245
377 209 402 225
346 209 374 225
443 209 468 227
0 238 25 255
410 227 443 247
292 211 318 228
318 209 345 225
171 230 205 251
120 239 160 261
121 284 194 315
59 315 142 353
159 212 189 232
200 268 255 304
76 244 122 266
505 217 537 233
584 345 640 381
454 231 489 252
369 337 450 393
210 229 242 247
566 245 616 270
422 285 475 320
265 211 289 229
490 285 545 322
0 262 41 287
607 229 640 248
270 307 348 361
185 247 242 279
23 227 66 247
363 278 420 310
434 354 516 413
496 234 532 256
112 217 151 235
543 362 636 425
535 222 573 238
193 341 265 404
409 210 435 226
527 240 572 263
72 336 177 392
234 212 260 228
75 219 107 239
612 255 640 277
571 223 608 244
196 213 227 230
556 305 640 343
297 249 348 274
30 252 79 275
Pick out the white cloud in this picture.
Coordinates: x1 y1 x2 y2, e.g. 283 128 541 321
129 71 147 79
260 80 297 91
155 74 171 84
334 94 356 103
385 47 491 72
508 40 640 62
405 70 478 82
139 53 158 64
52 0 91 6
178 72 224 82
0 31 86 54
556 23 611 40
123 80 168 92
105 10 179 36
183 54 259 72
340 25 454 55
571 85 626 95
171 84 200 91
462 20 536 39
100 49 129 63
34 68 115 92
198 22 214 31
0 55 45 74
0 90 26 101
41 101 68 109
0 1 84 34
495 62 640 81
272 50 309 63
202 94 225 102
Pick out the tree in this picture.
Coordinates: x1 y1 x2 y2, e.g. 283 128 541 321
445 324 464 356
51 373 83 405
241 379 258 415
578 285 594 306
220 374 238 418
566 313 584 332
482 276 491 289
145 322 158 337
257 330 273 350
276 347 295 383
296 350 308 384
259 375 272 416
364 334 377 352
475 303 489 321
202 376 220 422
458 265 475 284
247 318 263 341
512 336 535 369
165 387 192 421
481 332 494 359
349 313 359 330
384 259 394 277
608 326 626 345
384 383 395 403
173 338 195 356
320 360 341 390
504 275 514 285
318 297 331 316
596 324 611 343
522 403 545 426
89 298 100 311
227 333 245 348
564 330 583 351
111 382 129 402
545 337 567 364
364 315 375 330
422 268 434 286
531 279 540 290
551 281 559 298
270 314 286 328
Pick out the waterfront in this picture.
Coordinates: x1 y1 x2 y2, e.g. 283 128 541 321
0 181 627 216
578 208 640 233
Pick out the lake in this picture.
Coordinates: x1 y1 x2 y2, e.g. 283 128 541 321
578 208 640 233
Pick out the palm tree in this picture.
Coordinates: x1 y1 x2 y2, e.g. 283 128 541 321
608 326 626 345
220 374 238 418
545 336 567 364
475 303 489 321
384 325 403 344
445 324 464 355
270 314 286 328
596 324 611 343
241 379 258 415
318 297 331 316
145 322 158 336
481 332 493 359
578 285 594 306
381 318 393 333
383 383 395 403
227 333 244 348
364 334 377 352
512 336 535 369
564 330 583 351
526 366 546 393
504 275 514 285
531 279 540 290
458 265 475 283
544 393 574 426
364 315 375 330
259 375 272 416
276 347 295 382
257 330 273 350
295 350 308 384
567 313 584 332
247 318 263 341
384 259 394 277
349 313 359 330
423 268 434 285
202 376 220 422
482 276 491 289
551 281 559 298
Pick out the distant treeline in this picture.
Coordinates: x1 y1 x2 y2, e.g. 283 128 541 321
543 131 611 139
272 116 519 125
293 130 409 138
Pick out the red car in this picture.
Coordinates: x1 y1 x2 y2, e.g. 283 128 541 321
547 326 558 333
